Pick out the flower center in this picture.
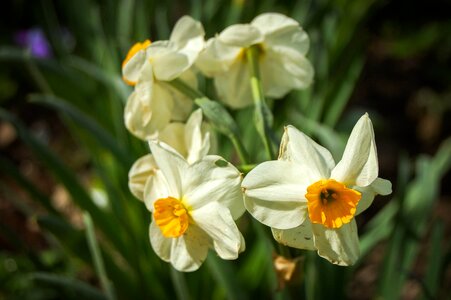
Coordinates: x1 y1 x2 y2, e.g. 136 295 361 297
305 179 361 229
153 197 189 238
122 39 151 86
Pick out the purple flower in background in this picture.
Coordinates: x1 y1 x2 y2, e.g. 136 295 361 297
15 28 52 58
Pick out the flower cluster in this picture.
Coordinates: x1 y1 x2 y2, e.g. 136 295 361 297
124 13 391 271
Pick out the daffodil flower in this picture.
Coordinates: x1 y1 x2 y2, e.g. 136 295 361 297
196 13 313 108
242 114 392 266
128 109 214 201
143 141 245 272
122 16 205 140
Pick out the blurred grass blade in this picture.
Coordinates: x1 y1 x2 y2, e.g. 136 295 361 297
421 221 444 300
377 137 451 299
206 253 246 300
32 272 106 300
37 215 138 299
0 108 127 257
117 0 135 48
83 212 116 300
0 156 58 215
324 56 364 127
66 56 129 102
170 267 190 300
29 93 133 167
288 111 345 160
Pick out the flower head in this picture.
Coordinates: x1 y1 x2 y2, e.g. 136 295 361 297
122 16 204 140
128 109 214 201
144 141 245 271
242 114 392 265
196 13 313 108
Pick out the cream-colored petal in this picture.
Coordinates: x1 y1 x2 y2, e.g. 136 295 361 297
312 220 360 266
191 202 243 260
148 141 189 199
279 125 335 181
218 24 263 47
143 168 170 212
149 16 204 81
169 16 205 50
183 155 244 220
152 49 190 81
355 177 392 215
149 220 172 262
167 70 196 122
125 63 174 140
122 46 147 84
128 154 158 201
252 13 310 55
124 89 171 140
214 60 253 109
331 114 378 187
184 109 210 164
242 160 309 229
169 225 210 272
196 38 241 76
261 47 313 98
251 13 299 35
272 220 315 250
158 123 187 158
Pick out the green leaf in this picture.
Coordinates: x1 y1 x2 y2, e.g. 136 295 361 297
29 94 133 167
0 109 127 259
31 272 106 300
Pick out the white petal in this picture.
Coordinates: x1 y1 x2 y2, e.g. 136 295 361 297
191 202 243 260
152 49 190 81
143 168 170 212
148 141 189 199
331 114 379 187
128 154 158 201
196 38 241 76
272 220 315 250
251 13 299 36
149 220 172 262
124 63 174 140
170 225 210 272
169 70 196 122
124 88 172 140
184 109 210 164
261 47 313 98
149 16 204 81
170 16 205 50
355 177 392 215
218 24 263 47
214 61 253 108
183 155 244 220
252 13 310 55
279 126 335 181
122 46 147 84
158 123 187 158
242 160 309 229
312 220 360 266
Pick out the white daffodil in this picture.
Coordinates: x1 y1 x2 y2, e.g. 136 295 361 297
196 12 313 109
143 141 245 272
242 114 392 266
128 109 214 201
122 16 204 140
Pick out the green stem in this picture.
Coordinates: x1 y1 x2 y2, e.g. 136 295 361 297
170 266 190 300
83 212 116 300
245 46 275 160
169 78 249 164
